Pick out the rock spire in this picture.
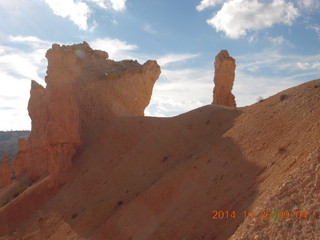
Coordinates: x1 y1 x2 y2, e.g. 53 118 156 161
212 50 236 107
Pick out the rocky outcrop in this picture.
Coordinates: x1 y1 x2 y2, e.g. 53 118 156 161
13 138 32 181
212 50 236 107
0 155 12 187
13 42 161 185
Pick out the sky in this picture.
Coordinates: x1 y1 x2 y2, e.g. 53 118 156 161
0 0 319 130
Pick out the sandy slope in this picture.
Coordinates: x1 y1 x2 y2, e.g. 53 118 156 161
0 79 319 239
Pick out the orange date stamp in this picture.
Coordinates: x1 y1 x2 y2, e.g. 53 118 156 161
211 210 308 220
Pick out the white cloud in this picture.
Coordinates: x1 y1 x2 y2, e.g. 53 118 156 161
296 61 320 70
247 32 258 45
298 0 313 9
234 68 320 106
207 0 299 39
43 0 128 29
0 35 53 130
0 37 51 81
308 24 320 39
233 70 297 106
109 0 126 11
196 0 224 11
146 100 204 117
268 36 285 45
157 53 200 67
146 68 213 117
298 0 320 11
143 24 158 35
237 50 320 74
86 0 127 11
0 0 27 11
88 20 99 32
0 53 41 81
221 50 320 106
44 0 91 30
86 0 108 8
89 37 137 60
8 35 51 49
0 71 31 130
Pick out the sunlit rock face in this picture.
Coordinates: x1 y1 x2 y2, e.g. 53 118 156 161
212 50 236 107
13 42 161 185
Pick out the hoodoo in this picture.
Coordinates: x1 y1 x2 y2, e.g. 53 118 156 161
212 50 236 107
0 155 12 187
12 42 161 185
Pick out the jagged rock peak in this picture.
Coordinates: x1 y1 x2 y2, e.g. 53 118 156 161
212 50 236 107
30 79 45 89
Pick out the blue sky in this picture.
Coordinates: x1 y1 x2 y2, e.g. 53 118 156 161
0 0 319 130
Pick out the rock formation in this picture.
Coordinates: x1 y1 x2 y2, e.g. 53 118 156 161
212 50 236 107
2 42 319 239
13 42 161 185
0 131 29 160
13 138 30 180
0 155 12 187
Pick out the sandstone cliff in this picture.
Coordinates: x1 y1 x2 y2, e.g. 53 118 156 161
212 50 236 107
12 42 160 185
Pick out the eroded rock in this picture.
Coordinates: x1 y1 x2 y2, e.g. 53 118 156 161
0 155 12 187
13 42 161 185
212 50 236 107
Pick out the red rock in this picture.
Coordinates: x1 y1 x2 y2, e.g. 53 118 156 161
14 81 49 181
212 50 236 107
13 139 28 179
0 155 12 187
28 80 47 149
13 42 161 185
18 138 27 152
